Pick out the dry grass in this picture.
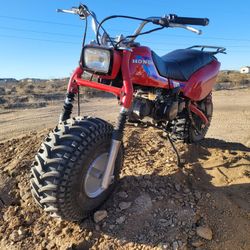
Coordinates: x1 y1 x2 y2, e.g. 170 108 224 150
0 78 102 110
215 70 250 90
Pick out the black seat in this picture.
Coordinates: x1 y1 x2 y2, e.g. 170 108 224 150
152 49 215 81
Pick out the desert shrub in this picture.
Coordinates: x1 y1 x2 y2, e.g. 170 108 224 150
0 87 5 95
214 82 234 90
18 82 26 89
81 87 101 98
11 86 17 93
16 96 29 103
0 96 6 104
239 79 249 85
217 75 231 83
5 89 12 95
216 71 250 90
4 102 47 109
24 84 35 94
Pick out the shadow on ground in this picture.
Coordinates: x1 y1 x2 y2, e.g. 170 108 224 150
70 138 250 250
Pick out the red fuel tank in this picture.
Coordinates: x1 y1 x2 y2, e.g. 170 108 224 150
130 46 169 89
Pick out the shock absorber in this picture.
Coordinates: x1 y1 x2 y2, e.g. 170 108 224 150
59 92 75 122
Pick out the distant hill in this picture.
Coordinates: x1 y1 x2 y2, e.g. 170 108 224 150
0 78 19 84
0 77 99 110
0 71 249 110
0 78 70 85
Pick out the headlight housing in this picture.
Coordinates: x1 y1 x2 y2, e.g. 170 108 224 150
82 47 112 74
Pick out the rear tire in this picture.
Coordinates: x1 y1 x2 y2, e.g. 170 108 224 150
170 93 213 143
30 117 123 221
188 93 213 143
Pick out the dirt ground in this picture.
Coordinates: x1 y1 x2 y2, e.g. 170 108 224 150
0 88 249 250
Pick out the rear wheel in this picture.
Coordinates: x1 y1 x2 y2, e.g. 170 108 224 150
30 117 123 221
188 94 213 142
170 93 213 143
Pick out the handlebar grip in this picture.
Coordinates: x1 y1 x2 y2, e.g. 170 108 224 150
170 15 209 26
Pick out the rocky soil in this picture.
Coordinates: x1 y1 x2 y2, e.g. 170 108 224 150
0 123 249 250
0 88 249 249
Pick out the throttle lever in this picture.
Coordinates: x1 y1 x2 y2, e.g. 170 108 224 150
158 16 170 27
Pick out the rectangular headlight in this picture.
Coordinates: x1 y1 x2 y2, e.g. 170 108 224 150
83 47 111 74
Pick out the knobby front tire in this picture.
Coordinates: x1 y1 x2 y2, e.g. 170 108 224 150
30 117 123 221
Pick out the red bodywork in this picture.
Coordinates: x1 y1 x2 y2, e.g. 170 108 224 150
182 60 220 101
129 46 220 101
68 45 220 121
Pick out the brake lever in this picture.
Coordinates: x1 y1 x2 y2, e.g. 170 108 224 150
56 8 78 14
169 23 202 35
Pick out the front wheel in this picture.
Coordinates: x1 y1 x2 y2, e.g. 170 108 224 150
30 117 123 221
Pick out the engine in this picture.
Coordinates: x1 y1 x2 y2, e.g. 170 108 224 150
128 89 185 123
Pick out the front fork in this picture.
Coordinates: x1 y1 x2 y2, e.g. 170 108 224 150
60 100 128 189
101 107 127 189
60 49 133 190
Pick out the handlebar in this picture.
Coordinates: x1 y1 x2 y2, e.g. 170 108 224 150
167 15 209 26
56 5 210 47
132 15 205 38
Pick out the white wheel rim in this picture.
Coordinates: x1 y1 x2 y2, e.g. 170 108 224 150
84 153 108 198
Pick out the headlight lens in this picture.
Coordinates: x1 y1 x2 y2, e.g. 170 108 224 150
84 48 111 73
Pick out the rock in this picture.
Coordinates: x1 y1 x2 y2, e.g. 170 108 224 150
9 230 25 242
194 191 202 200
117 191 128 199
119 202 132 210
174 184 181 192
158 242 171 249
159 218 172 227
33 224 45 237
93 210 108 223
109 224 115 230
206 193 211 198
95 224 100 231
149 230 157 237
191 240 204 247
116 216 126 224
172 241 179 250
196 226 213 240
21 192 31 201
172 240 187 250
133 193 152 214
25 214 35 226
18 227 26 236
183 188 190 194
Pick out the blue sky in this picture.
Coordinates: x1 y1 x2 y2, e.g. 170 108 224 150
0 0 250 79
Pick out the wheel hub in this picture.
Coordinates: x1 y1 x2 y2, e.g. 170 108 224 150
84 153 109 198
